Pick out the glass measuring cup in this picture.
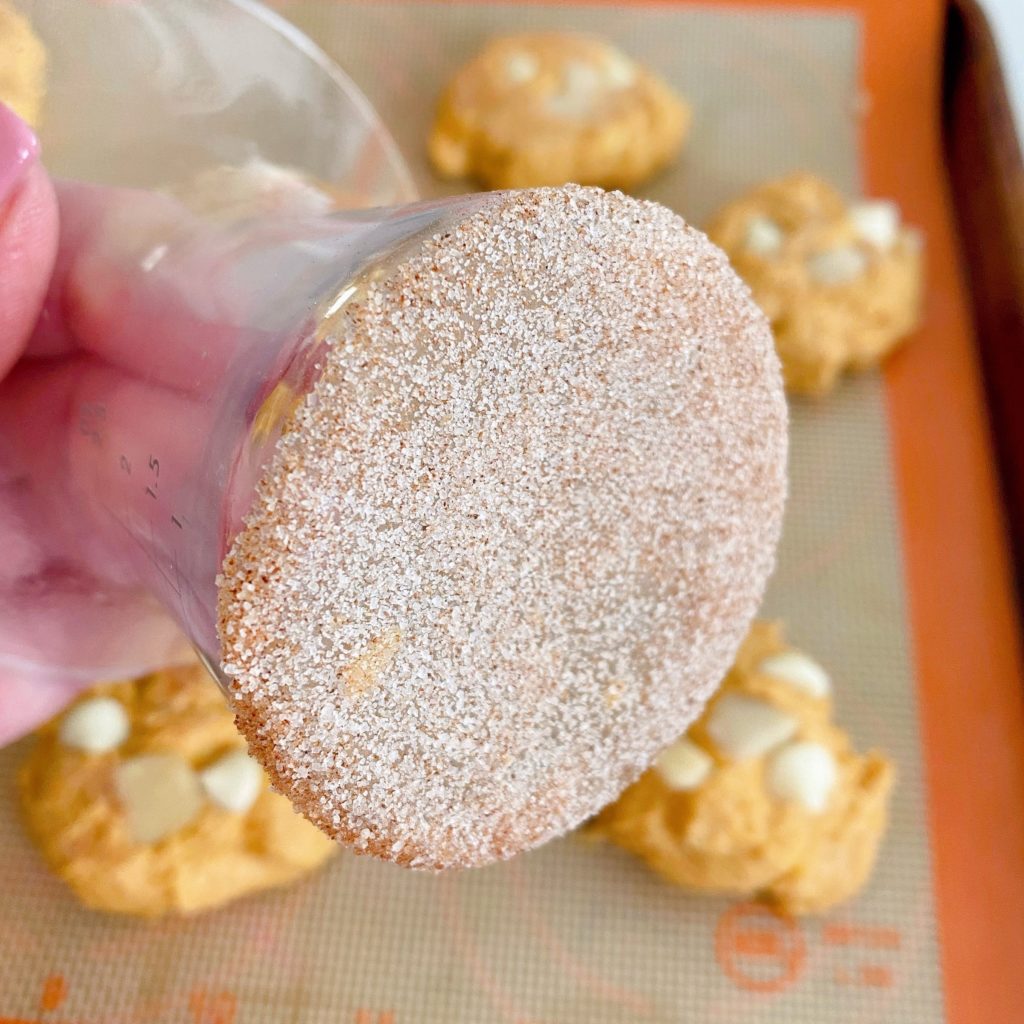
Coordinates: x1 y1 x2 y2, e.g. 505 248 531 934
20 0 416 203
0 0 417 689
0 183 492 687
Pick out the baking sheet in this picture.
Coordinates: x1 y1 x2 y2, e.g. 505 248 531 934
0 3 944 1021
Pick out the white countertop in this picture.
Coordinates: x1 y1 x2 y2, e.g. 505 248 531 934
978 0 1024 149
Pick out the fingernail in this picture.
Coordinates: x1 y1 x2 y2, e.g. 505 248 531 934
0 103 39 205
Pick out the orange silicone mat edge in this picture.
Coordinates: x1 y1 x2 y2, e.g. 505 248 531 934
692 1 1024 1019
688 1 1024 1019
424 0 1024 1019
865 2 1024 1022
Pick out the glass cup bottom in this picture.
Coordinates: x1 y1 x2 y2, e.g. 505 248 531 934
0 182 491 687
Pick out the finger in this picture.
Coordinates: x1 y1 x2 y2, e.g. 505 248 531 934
0 669 85 746
0 104 58 378
45 180 244 392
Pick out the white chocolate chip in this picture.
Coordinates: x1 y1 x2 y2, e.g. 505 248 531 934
546 60 603 118
757 650 832 699
200 749 264 813
743 215 784 256
655 738 713 790
59 697 130 754
706 693 798 760
850 199 901 250
115 754 204 843
767 741 839 813
807 245 868 285
604 51 636 89
503 51 539 85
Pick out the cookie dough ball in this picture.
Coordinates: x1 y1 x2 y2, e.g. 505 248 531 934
0 1 46 127
591 622 894 915
706 173 923 395
429 32 690 190
18 664 337 917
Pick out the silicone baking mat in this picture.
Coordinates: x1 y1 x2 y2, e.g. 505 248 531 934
2 1 1021 1021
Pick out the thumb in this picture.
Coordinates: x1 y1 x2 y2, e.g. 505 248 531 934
0 102 58 379
0 668 86 746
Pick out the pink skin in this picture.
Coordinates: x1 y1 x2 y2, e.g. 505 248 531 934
0 108 55 374
0 105 66 742
0 106 214 744
0 109 390 745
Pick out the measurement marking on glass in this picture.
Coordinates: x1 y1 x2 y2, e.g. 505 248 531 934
98 498 183 601
147 520 182 600
171 550 186 606
145 455 160 499
77 402 106 446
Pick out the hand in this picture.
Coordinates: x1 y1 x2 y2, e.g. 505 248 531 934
0 123 347 744
0 103 65 742
0 106 192 744
0 103 55 376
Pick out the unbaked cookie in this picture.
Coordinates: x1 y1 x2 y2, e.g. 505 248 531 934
706 173 923 395
19 664 337 917
429 32 690 190
590 621 894 915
